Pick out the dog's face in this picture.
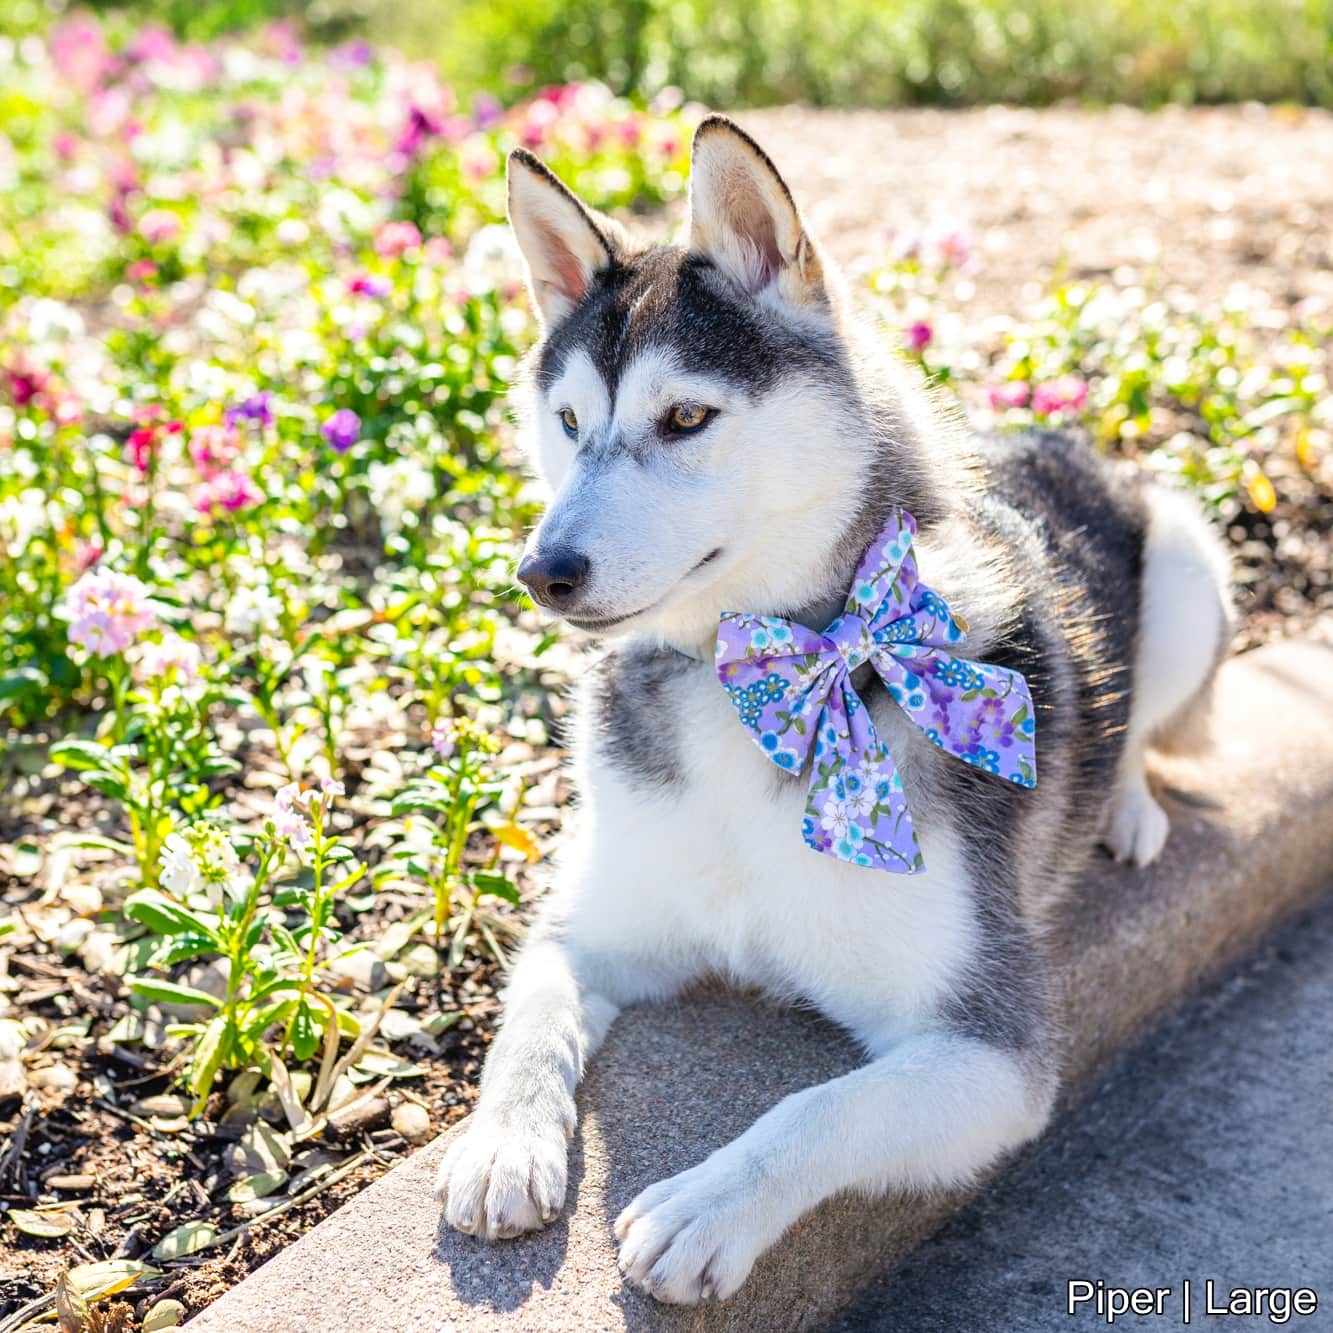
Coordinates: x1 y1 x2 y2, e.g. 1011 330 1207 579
508 117 874 648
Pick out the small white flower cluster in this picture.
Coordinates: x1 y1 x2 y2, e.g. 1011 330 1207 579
159 824 246 908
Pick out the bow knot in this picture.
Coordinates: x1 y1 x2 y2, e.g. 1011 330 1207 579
714 509 1037 874
824 613 875 671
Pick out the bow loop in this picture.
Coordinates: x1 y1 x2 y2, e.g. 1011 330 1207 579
716 508 1038 874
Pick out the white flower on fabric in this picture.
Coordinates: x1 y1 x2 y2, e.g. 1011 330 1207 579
819 794 855 841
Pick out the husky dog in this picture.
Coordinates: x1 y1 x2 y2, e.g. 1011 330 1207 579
433 116 1233 1304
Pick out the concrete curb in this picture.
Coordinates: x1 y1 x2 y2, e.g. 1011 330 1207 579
188 640 1333 1332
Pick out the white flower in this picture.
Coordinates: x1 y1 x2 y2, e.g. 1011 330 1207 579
159 832 204 898
224 582 283 639
367 457 433 536
462 223 521 295
819 794 854 841
159 826 245 908
0 488 49 556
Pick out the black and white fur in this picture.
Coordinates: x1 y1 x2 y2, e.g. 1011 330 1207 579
433 117 1234 1304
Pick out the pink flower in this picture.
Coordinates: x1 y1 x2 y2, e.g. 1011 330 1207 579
126 25 177 66
1031 376 1089 417
274 782 312 845
924 221 972 270
188 424 241 479
905 321 933 352
988 381 1031 410
49 16 115 95
65 569 157 658
319 776 345 797
374 220 422 258
430 719 455 760
140 633 202 684
422 237 454 266
138 209 181 245
194 470 262 515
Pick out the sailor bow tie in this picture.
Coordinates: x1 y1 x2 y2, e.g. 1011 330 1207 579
714 509 1037 873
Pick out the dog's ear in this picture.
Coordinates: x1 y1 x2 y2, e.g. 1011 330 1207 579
687 116 827 308
507 149 623 324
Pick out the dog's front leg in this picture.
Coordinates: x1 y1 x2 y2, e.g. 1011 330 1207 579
615 1031 1055 1304
434 929 621 1238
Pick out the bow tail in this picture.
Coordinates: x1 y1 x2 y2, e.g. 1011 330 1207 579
874 647 1038 789
800 677 924 874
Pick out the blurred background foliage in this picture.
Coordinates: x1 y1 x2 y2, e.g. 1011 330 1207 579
3 0 1332 108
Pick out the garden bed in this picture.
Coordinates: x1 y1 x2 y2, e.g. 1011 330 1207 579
1 17 1330 1333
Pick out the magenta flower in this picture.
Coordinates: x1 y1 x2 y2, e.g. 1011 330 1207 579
322 409 361 453
988 381 1031 410
347 272 391 298
1031 376 1089 417
905 321 933 352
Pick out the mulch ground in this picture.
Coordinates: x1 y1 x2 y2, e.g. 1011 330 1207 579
3 103 1332 1330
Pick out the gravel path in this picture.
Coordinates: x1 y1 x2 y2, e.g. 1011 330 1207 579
743 104 1333 318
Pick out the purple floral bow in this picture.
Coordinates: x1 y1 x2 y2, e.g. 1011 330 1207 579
715 510 1036 873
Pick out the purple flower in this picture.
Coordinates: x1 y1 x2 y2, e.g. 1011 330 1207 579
225 392 274 429
322 408 361 453
473 94 503 130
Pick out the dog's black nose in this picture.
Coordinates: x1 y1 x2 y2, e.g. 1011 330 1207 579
517 548 590 609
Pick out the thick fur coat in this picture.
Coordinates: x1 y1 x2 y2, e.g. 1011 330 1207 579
432 116 1234 1305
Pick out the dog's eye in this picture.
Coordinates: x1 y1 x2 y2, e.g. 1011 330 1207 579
667 402 712 434
558 408 578 439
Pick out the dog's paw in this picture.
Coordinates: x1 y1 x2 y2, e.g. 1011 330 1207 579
1103 783 1169 867
434 1115 568 1240
614 1157 767 1305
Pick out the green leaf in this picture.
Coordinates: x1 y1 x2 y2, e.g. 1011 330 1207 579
152 933 218 966
126 890 218 941
246 976 302 1005
188 1014 228 1101
0 667 48 702
128 977 222 1009
152 1221 217 1260
49 737 112 772
470 870 520 904
85 772 130 799
289 1000 321 1062
389 789 453 817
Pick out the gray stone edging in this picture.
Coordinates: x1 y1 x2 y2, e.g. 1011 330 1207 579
187 638 1333 1332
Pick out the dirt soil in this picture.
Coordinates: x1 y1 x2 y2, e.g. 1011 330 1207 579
4 103 1333 1330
